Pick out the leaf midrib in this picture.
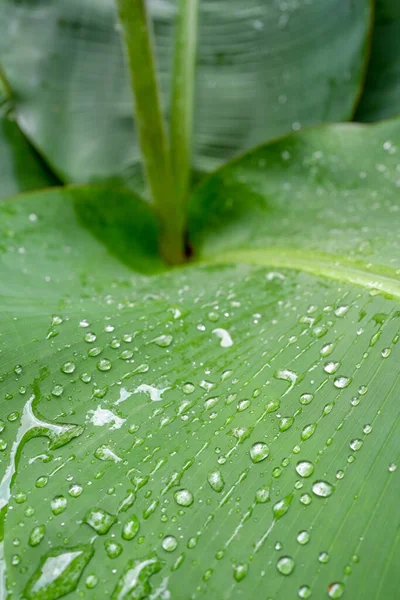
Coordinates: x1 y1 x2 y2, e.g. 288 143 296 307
201 247 400 299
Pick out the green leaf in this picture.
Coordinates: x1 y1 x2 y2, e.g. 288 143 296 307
356 0 400 122
1 120 400 599
0 80 56 199
0 0 372 191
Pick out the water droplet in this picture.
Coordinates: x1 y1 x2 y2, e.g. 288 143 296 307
152 334 173 348
94 445 121 463
334 376 351 389
255 486 270 504
381 347 391 358
183 383 195 394
84 508 116 534
328 582 345 598
335 305 349 317
296 530 310 545
174 489 194 507
51 384 64 397
363 424 372 434
279 417 294 432
237 399 251 412
105 539 123 559
51 495 67 515
250 442 269 463
85 574 98 589
273 494 293 519
122 515 140 540
84 332 96 343
300 493 312 505
319 551 329 563
312 481 333 498
23 545 94 599
162 535 178 552
61 361 75 374
296 461 314 478
324 361 339 374
212 328 233 348
301 423 317 441
29 525 46 547
97 358 112 372
233 563 247 582
69 484 83 498
112 553 163 598
298 584 311 598
207 470 224 493
300 393 313 405
276 556 294 575
320 343 334 357
349 439 363 452
388 463 397 472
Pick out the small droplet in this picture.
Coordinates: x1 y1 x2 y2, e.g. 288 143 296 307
183 383 195 394
105 540 123 559
363 424 372 434
296 530 310 545
320 343 334 357
301 423 317 441
122 515 140 540
300 393 313 405
300 493 312 505
174 489 194 507
296 461 314 478
388 463 397 473
328 582 345 598
51 384 64 397
84 508 116 534
51 495 67 515
152 334 173 348
233 563 247 582
207 470 225 493
312 481 333 498
97 358 112 372
319 551 329 564
84 332 96 343
28 525 46 547
334 376 351 389
250 442 270 463
273 494 293 519
61 361 75 374
324 361 339 374
255 486 270 504
69 484 83 498
279 417 294 432
381 347 391 358
349 439 363 452
277 556 294 575
162 535 178 552
298 585 311 598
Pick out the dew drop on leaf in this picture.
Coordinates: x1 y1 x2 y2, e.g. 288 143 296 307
328 582 345 598
161 535 178 552
296 530 310 545
84 508 117 534
250 442 270 463
312 481 334 498
60 361 75 374
122 515 140 540
296 461 314 478
233 563 247 582
23 545 94 599
207 470 225 493
277 556 295 575
174 489 194 507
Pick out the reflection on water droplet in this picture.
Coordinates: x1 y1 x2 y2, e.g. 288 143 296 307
51 385 64 397
162 535 177 552
255 486 270 504
279 417 294 432
296 461 314 478
61 362 75 374
312 481 333 498
207 470 224 493
300 493 312 505
152 334 173 348
183 383 195 394
29 525 46 547
112 553 163 599
277 556 294 575
388 463 397 472
122 515 140 540
273 494 293 519
233 563 247 582
97 358 112 372
84 508 116 535
105 540 123 559
296 530 310 545
300 393 313 405
349 439 363 452
301 423 316 441
298 584 311 598
328 582 345 598
51 496 67 516
334 376 351 389
250 442 270 463
324 361 339 374
320 343 334 357
174 489 194 507
24 545 94 599
319 551 329 563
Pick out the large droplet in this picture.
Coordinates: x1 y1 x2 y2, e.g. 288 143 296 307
122 515 140 541
161 535 178 552
24 545 94 599
84 508 116 535
296 461 314 478
277 556 295 575
328 582 345 598
273 494 293 519
174 489 194 507
233 563 247 582
312 481 333 498
250 442 270 463
111 553 163 599
207 470 225 493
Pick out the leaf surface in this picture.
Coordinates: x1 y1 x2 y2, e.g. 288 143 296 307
1 121 400 599
356 0 400 122
0 0 372 191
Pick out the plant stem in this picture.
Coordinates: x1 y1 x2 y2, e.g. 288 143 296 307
170 0 199 220
115 0 184 264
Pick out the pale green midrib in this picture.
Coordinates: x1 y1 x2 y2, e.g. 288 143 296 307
200 247 400 299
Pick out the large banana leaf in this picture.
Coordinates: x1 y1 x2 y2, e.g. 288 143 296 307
356 0 400 121
1 119 399 599
0 0 371 193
